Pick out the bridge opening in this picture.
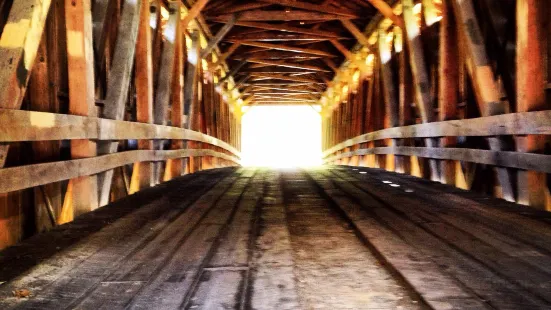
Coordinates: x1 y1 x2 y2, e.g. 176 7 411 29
241 105 322 167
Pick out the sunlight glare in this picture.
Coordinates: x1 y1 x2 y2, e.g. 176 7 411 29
241 105 322 168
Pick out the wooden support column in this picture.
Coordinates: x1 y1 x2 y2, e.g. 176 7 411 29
130 0 155 193
184 31 200 174
378 28 399 172
395 27 413 175
439 0 459 185
63 0 98 220
516 0 550 209
451 0 516 202
29 17 62 232
96 0 143 206
402 0 440 182
165 15 184 180
152 2 179 182
0 0 53 168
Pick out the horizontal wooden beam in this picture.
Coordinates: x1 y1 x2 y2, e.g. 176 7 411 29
208 10 348 21
323 110 551 156
0 149 239 194
0 109 240 156
232 41 337 57
325 146 551 174
259 0 359 18
249 73 326 83
221 20 342 38
246 58 330 72
225 33 336 41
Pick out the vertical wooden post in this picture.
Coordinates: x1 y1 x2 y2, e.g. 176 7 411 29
29 23 62 232
184 30 200 174
96 0 143 206
439 0 459 185
379 28 399 172
402 0 440 182
516 0 550 210
165 4 184 180
152 1 179 182
451 0 516 202
130 0 155 193
63 0 99 220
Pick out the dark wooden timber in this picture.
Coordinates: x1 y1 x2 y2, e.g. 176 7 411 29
2 167 551 309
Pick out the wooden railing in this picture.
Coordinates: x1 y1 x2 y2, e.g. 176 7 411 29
0 109 240 194
323 110 551 174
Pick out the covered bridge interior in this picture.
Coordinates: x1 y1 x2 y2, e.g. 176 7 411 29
0 0 551 309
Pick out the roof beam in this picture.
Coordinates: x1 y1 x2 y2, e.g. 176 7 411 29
219 20 343 38
201 13 238 58
208 10 348 21
364 0 404 28
258 0 359 18
181 0 210 30
249 73 326 84
246 59 331 72
232 41 337 57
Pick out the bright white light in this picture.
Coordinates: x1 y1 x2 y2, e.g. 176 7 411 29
405 189 414 193
382 180 392 184
241 105 322 168
360 171 367 174
390 184 400 187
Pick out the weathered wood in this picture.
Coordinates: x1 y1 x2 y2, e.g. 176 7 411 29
97 0 143 206
0 0 53 167
402 0 440 182
233 41 336 57
322 110 551 156
451 0 516 201
181 0 210 30
131 0 155 193
326 147 551 175
208 10 349 22
515 0 550 210
259 0 359 18
364 0 403 28
0 149 239 194
222 21 342 38
201 14 238 59
438 0 459 186
65 0 99 219
153 2 179 126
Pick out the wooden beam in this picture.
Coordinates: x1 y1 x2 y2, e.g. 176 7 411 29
438 0 459 186
325 147 551 176
96 0 143 206
201 13 238 58
208 10 349 21
515 0 550 209
364 0 404 28
249 73 325 84
166 14 185 180
0 149 240 194
208 2 271 14
246 58 330 72
0 0 53 167
181 0 210 30
223 20 342 38
234 41 337 57
153 3 179 125
340 19 371 47
451 0 516 202
225 33 335 42
131 0 155 193
259 0 358 18
402 0 440 182
64 0 99 219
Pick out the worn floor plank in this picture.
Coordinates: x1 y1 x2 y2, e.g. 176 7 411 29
1 167 551 309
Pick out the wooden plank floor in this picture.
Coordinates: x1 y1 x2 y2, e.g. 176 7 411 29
1 167 551 309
